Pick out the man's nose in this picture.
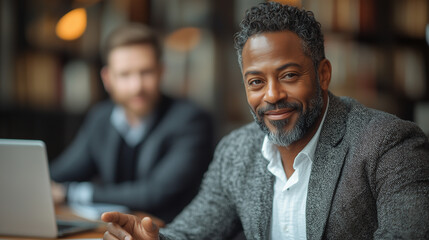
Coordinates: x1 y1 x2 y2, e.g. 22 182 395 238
129 74 144 89
263 78 287 104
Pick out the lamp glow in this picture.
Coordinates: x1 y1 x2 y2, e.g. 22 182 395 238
165 27 201 52
269 0 302 8
56 8 87 41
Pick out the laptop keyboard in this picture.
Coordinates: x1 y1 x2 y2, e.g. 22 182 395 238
57 222 78 231
56 220 98 236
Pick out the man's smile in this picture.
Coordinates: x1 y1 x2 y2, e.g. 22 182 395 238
264 108 295 121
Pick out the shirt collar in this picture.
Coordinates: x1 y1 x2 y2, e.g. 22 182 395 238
262 96 330 164
110 105 151 147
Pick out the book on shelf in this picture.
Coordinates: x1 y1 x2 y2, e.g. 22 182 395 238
359 0 376 34
62 60 93 113
14 52 98 113
393 47 426 100
304 0 374 34
14 52 61 110
392 0 428 38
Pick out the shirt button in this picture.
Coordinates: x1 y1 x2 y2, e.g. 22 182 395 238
283 225 288 232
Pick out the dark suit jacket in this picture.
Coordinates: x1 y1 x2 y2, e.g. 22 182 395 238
160 93 429 239
50 95 214 222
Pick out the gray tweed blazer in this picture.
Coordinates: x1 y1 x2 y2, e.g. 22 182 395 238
160 93 429 240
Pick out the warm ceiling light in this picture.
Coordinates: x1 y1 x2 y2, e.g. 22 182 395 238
165 27 202 52
269 0 302 8
55 8 87 41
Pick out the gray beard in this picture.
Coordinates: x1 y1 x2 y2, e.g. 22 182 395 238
250 85 324 147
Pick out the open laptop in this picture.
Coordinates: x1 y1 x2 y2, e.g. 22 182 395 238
0 139 99 238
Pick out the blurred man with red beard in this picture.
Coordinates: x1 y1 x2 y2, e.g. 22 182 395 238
50 23 213 223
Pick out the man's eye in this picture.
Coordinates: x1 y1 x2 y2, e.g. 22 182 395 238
118 72 130 78
249 79 263 86
281 73 298 80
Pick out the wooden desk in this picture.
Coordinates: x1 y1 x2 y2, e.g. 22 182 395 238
0 205 165 240
56 205 105 239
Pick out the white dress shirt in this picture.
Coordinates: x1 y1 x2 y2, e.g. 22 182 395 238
262 98 329 240
110 105 152 147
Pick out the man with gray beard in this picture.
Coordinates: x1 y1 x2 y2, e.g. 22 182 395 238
101 2 429 240
251 81 323 148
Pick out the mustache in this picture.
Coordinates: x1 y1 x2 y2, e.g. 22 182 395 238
127 90 152 100
257 100 302 118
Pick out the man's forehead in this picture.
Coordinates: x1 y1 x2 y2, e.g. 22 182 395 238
243 31 302 53
107 44 158 66
241 31 306 67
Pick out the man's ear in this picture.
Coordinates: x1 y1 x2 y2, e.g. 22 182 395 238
317 59 331 91
100 66 111 93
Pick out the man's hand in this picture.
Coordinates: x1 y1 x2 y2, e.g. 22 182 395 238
102 212 159 240
51 181 66 204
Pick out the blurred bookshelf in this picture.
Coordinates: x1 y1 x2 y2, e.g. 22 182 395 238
0 0 428 159
0 0 150 158
303 0 429 134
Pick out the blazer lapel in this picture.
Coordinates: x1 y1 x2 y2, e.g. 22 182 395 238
102 123 121 183
306 94 349 240
136 95 171 176
239 131 274 240
254 152 275 240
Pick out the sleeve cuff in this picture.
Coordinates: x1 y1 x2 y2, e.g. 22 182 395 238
67 182 94 204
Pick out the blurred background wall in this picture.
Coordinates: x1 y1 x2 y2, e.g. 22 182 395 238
0 0 428 159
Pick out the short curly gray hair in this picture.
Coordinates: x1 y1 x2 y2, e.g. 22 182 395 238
234 2 325 69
